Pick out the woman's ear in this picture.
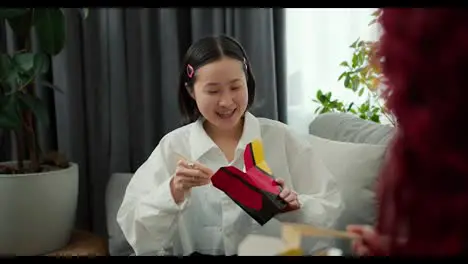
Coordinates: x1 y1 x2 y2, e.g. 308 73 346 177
185 82 195 99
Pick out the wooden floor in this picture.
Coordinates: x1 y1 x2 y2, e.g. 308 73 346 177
46 230 108 257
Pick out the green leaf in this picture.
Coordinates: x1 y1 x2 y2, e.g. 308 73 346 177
8 52 49 79
34 8 66 56
339 61 349 67
338 72 347 81
329 100 338 109
358 102 368 113
6 10 33 41
351 77 360 92
316 90 324 102
362 102 370 112
358 87 364 97
319 107 330 114
10 53 45 89
336 101 344 111
0 8 28 19
358 52 365 66
350 38 360 49
18 92 49 127
0 94 21 129
319 94 328 103
352 53 358 68
344 75 351 89
13 53 35 72
370 114 380 123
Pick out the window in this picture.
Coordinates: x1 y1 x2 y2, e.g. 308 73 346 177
285 8 380 134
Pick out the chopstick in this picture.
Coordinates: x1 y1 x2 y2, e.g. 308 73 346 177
174 152 214 181
174 152 193 163
283 223 359 240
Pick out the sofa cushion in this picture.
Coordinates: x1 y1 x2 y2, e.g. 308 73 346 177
308 134 389 255
309 112 394 145
105 173 134 256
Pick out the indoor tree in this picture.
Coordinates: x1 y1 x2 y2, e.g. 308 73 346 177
0 8 88 174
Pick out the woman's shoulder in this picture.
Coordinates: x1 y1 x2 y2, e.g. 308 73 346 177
144 122 195 166
257 116 289 132
152 122 195 153
257 117 303 138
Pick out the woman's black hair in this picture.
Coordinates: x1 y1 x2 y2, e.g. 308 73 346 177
177 35 256 124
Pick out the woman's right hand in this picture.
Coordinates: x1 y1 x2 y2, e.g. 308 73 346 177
170 159 213 204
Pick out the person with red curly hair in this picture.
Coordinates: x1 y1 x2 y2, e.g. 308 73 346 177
347 8 468 256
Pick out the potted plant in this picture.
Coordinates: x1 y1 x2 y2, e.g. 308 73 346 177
313 10 396 126
0 8 87 255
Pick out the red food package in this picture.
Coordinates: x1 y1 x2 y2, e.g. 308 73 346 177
211 139 288 225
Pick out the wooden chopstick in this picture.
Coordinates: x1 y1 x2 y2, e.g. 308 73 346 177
174 152 214 181
174 152 192 163
283 223 359 240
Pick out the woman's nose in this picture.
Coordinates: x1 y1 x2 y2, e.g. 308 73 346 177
218 92 234 106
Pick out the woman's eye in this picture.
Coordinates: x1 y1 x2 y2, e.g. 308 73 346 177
231 86 241 91
207 90 218 94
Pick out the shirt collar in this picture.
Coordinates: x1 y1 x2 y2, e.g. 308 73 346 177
189 111 261 161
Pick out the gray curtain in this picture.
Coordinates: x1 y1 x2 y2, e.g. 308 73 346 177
0 8 286 236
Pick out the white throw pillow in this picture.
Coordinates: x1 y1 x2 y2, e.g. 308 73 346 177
308 134 389 254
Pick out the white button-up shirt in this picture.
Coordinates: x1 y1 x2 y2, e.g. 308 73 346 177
117 112 343 256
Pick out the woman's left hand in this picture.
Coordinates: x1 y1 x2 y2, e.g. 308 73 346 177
275 178 301 212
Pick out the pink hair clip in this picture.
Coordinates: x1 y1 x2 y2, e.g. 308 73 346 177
187 64 194 78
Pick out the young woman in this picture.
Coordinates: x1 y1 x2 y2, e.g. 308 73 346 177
349 8 468 256
117 35 343 256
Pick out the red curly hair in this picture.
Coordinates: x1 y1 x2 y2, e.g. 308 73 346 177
373 8 468 256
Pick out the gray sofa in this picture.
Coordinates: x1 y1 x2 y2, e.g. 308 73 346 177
105 112 395 256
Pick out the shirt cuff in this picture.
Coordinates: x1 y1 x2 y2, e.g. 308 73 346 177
275 194 306 222
149 177 191 213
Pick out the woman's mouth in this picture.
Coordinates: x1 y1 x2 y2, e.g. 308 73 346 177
216 109 236 119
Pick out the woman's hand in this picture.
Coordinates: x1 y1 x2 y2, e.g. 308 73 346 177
347 225 389 256
170 160 213 204
275 178 301 212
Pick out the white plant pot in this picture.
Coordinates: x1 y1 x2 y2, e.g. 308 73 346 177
0 162 79 256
